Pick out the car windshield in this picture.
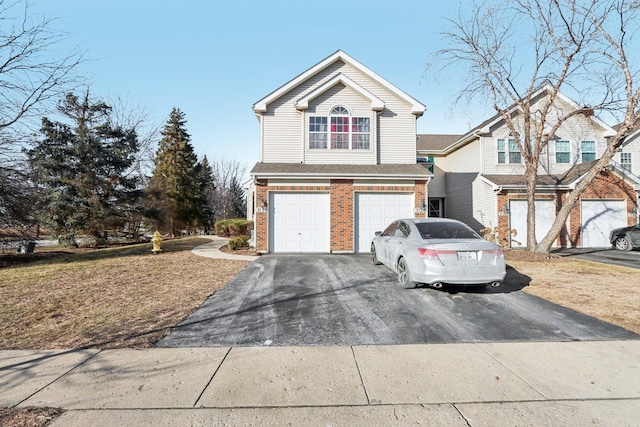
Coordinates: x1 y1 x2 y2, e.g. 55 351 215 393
415 222 480 240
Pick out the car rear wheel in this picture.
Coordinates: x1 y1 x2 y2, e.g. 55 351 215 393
614 236 633 251
372 244 382 265
397 257 416 289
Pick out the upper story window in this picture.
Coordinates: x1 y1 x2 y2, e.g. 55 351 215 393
555 140 570 163
497 138 521 164
581 140 596 162
309 106 370 150
620 152 632 171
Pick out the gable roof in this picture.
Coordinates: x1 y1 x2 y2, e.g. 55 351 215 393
482 160 640 189
417 134 463 152
425 84 617 155
252 50 426 116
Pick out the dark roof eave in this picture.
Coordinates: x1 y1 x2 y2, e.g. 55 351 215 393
250 172 433 180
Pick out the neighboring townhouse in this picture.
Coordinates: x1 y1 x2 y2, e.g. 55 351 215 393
247 50 430 253
614 121 640 177
418 85 640 249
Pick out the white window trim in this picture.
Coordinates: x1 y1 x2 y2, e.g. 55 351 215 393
555 140 571 164
308 106 371 151
497 137 522 164
620 152 632 171
580 140 597 163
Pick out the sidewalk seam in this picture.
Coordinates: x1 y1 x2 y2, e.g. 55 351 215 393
14 349 103 408
472 342 549 400
350 346 371 404
192 347 232 408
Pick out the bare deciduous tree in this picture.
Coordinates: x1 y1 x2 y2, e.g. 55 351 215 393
434 0 640 253
208 157 247 222
0 0 83 239
0 0 83 132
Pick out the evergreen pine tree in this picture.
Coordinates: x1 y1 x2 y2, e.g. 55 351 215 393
196 155 215 233
26 92 141 246
148 108 203 236
227 176 246 219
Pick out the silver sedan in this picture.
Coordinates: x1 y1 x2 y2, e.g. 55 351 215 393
371 218 506 289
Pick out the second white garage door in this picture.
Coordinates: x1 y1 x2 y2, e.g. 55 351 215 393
269 192 330 252
355 193 414 253
581 200 627 247
509 200 556 248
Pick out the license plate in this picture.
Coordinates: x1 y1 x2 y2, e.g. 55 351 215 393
457 251 477 261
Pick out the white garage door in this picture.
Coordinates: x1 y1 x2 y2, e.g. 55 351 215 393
355 193 414 253
581 200 627 247
509 200 556 248
269 192 330 252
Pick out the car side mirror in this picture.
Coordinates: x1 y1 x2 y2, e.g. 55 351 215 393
375 231 382 236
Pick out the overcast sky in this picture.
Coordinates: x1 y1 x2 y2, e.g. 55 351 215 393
29 0 488 171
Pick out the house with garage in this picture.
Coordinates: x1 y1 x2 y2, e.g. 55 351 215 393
247 50 430 253
417 86 640 249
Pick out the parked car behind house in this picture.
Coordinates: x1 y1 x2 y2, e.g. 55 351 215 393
371 218 506 289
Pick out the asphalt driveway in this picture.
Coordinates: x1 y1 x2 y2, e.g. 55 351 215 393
158 254 638 347
554 247 640 269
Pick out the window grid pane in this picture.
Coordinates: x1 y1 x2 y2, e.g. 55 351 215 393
309 117 327 149
621 152 632 171
351 117 370 149
555 140 570 163
581 140 596 162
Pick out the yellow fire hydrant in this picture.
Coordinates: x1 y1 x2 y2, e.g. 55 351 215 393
151 231 163 254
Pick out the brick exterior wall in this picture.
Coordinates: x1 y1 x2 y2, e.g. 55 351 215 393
568 169 637 247
330 180 354 252
496 170 638 248
254 179 425 253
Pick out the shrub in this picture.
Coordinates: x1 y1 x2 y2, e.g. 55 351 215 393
228 235 249 251
215 219 252 237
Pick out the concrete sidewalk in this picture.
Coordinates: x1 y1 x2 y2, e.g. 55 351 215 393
2 341 639 426
191 236 259 262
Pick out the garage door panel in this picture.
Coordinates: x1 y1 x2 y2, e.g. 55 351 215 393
355 193 414 253
581 200 626 248
509 200 555 248
270 192 330 252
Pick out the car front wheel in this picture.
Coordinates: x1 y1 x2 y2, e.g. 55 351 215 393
614 236 633 251
397 257 417 289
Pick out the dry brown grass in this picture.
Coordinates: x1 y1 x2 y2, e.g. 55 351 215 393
505 251 640 335
0 237 249 349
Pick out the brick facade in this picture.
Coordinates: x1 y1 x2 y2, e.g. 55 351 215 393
496 170 638 248
254 179 425 253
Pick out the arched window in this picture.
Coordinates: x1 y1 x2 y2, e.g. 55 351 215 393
330 106 350 149
309 106 370 150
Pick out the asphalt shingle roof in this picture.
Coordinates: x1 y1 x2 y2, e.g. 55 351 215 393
416 134 463 152
482 160 599 187
250 162 432 177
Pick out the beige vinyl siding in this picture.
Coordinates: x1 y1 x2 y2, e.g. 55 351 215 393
261 108 303 163
617 133 640 177
378 112 417 164
482 96 610 175
443 137 494 231
445 136 481 173
260 59 420 166
261 61 345 164
427 158 446 198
